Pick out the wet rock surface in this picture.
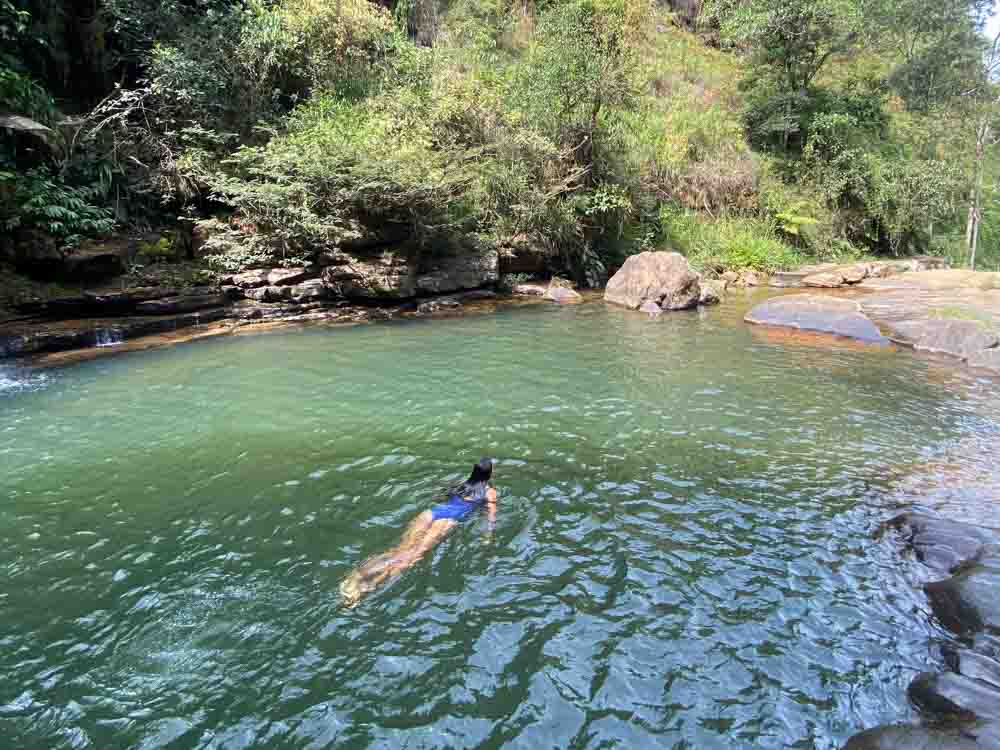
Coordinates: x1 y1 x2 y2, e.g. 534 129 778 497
604 251 701 310
698 280 724 305
639 300 663 316
749 269 1000 372
909 672 1000 721
843 722 1000 749
925 555 1000 635
744 294 888 343
943 648 1000 690
846 514 1000 749
881 513 1000 573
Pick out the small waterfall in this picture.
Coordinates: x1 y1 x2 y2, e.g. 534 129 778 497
0 366 48 395
95 328 124 348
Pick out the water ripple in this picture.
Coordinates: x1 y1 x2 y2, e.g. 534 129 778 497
1 299 997 749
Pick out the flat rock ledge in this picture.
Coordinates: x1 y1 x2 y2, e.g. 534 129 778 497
747 271 1000 373
844 515 1000 749
744 294 888 344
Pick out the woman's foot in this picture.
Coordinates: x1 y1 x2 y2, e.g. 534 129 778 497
339 574 363 608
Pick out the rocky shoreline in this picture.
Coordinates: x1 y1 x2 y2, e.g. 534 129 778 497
845 512 1000 749
744 269 1000 376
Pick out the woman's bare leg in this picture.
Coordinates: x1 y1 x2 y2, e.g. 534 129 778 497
340 513 456 606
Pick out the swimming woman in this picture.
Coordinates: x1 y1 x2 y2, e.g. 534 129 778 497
339 458 497 606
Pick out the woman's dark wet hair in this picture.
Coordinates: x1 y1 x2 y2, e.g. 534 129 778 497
453 457 493 501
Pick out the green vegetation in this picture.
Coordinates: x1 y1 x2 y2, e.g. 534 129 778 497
2 0 1000 284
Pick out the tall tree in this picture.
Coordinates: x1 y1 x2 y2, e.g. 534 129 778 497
963 32 1000 268
709 0 863 151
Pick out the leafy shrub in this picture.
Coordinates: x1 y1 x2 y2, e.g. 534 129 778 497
661 206 802 273
2 168 115 249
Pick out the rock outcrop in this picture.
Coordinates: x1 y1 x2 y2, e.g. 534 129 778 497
320 249 498 300
744 295 888 344
136 290 228 314
604 251 701 311
886 320 999 362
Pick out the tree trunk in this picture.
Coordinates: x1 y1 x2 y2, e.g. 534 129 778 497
966 120 987 269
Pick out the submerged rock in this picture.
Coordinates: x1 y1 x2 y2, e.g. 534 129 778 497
604 251 701 310
639 300 662 316
744 295 888 344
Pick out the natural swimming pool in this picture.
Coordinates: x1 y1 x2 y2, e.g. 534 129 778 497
3 296 998 749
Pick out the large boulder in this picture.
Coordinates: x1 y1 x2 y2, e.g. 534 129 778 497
744 295 888 344
909 671 1000 722
925 551 1000 634
604 251 701 311
881 514 1000 574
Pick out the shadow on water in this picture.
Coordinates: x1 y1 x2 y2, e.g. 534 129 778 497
1 297 999 749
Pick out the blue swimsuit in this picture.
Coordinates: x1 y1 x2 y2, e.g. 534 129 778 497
430 494 483 522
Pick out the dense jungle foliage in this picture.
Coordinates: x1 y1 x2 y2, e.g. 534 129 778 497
2 0 1000 282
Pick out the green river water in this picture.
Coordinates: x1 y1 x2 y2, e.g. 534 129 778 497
2 296 999 749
